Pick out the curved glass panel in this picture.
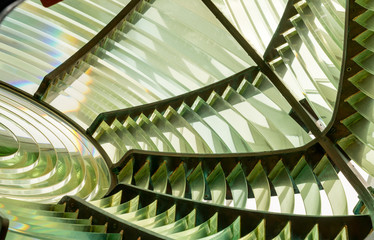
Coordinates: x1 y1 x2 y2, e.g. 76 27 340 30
0 87 110 203
0 0 129 94
0 0 373 239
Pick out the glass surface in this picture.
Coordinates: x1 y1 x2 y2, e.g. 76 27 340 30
208 92 272 151
150 110 194 153
357 0 374 10
125 117 158 151
291 157 321 215
118 157 134 184
90 190 122 208
211 0 287 55
0 198 121 240
169 163 186 198
276 42 333 124
134 205 176 228
0 87 110 203
138 114 175 152
94 121 126 164
314 156 348 215
334 227 348 240
339 135 374 178
93 71 311 161
103 196 139 215
206 163 226 205
178 103 231 153
152 209 196 235
226 163 248 208
240 219 265 240
199 217 240 240
273 222 291 240
0 0 129 94
168 213 218 239
117 200 157 221
266 0 345 126
333 3 374 182
44 0 255 127
134 160 150 189
192 97 252 152
268 161 295 214
165 106 212 154
0 0 369 239
186 163 205 201
151 162 168 194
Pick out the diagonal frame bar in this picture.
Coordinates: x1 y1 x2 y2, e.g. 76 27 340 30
201 0 374 219
263 0 298 62
201 0 321 136
2 0 374 231
86 67 259 135
33 0 142 101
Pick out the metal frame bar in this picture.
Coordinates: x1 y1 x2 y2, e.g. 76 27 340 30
59 195 169 240
33 0 142 101
86 66 259 135
263 0 298 62
0 212 8 240
321 0 374 215
324 1 367 139
201 0 374 219
0 0 24 24
0 0 145 199
109 140 321 199
102 183 371 239
1 0 374 237
201 0 322 136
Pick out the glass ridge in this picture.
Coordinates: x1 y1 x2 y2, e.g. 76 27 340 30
0 0 374 239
